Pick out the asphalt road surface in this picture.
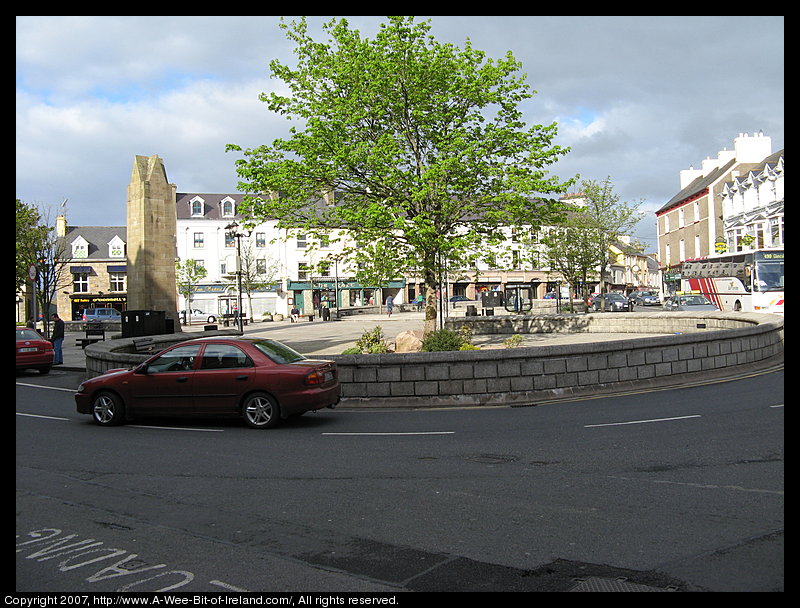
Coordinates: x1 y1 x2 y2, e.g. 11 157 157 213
16 364 783 593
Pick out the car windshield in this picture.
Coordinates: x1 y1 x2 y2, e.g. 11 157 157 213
16 329 42 341
607 294 625 300
252 339 307 364
681 296 713 306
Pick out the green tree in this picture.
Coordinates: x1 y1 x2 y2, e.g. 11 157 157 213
578 177 643 309
175 259 207 324
228 16 572 332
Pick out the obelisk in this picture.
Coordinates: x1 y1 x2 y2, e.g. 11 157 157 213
125 155 180 329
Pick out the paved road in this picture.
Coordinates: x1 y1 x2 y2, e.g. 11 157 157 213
16 365 783 592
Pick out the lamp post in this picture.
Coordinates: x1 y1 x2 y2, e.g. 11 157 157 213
225 221 249 333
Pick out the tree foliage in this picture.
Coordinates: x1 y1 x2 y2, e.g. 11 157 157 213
228 16 573 330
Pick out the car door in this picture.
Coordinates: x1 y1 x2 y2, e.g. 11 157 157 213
124 344 201 416
192 343 256 414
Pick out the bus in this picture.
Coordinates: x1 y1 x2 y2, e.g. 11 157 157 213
680 248 783 314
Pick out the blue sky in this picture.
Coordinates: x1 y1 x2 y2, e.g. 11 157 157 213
16 16 784 252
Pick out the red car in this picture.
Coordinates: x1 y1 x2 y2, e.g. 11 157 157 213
16 327 54 374
75 337 340 429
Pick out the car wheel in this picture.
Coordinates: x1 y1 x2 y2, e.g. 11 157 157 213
39 366 51 374
207 315 217 323
242 392 281 429
92 391 126 426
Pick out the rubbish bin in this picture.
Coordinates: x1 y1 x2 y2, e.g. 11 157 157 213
122 310 167 337
466 305 477 316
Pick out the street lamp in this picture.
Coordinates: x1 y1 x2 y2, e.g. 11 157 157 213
225 221 250 333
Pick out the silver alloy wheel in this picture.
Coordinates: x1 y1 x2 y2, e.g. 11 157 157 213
243 393 280 428
92 392 124 426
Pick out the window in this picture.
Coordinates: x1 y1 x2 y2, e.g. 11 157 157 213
73 273 89 293
193 232 205 248
190 197 205 216
225 232 235 248
298 263 309 281
146 345 201 373
71 237 89 259
108 236 126 258
296 234 307 248
109 272 126 292
199 344 252 369
255 232 266 248
221 198 235 217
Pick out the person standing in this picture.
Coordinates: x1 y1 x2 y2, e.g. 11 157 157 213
386 295 394 317
50 313 65 365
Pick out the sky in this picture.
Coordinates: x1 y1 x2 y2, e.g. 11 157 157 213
16 16 784 253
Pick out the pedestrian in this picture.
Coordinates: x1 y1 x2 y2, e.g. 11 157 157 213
50 313 65 365
416 293 423 312
386 295 394 317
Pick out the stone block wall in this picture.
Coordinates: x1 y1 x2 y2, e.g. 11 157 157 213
328 312 783 407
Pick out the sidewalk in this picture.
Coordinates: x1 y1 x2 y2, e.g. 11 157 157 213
58 310 429 371
57 308 662 373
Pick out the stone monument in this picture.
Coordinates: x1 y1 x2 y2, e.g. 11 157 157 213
126 154 180 330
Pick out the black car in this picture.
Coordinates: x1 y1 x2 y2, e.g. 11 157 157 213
627 290 660 306
591 293 632 312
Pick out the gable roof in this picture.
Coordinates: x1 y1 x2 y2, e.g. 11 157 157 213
655 159 736 215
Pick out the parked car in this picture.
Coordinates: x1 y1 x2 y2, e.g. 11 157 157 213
628 290 660 306
16 327 54 374
449 295 471 307
662 294 719 312
179 309 218 324
82 308 121 322
75 337 340 429
586 292 601 307
591 293 632 312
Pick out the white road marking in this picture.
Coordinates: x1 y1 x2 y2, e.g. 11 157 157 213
585 414 701 428
128 425 224 432
16 382 75 392
16 412 70 421
322 431 455 436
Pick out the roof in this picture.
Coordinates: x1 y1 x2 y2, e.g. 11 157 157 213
655 158 736 215
175 193 248 220
63 226 126 260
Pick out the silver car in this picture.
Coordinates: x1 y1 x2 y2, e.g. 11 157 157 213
662 295 719 312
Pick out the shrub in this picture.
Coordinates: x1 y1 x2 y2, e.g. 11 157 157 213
355 326 389 354
503 334 525 348
421 328 468 352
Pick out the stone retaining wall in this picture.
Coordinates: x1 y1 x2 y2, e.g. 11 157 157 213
328 312 783 407
85 312 783 408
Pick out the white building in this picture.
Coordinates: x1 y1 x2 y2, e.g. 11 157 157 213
720 148 784 251
175 193 402 320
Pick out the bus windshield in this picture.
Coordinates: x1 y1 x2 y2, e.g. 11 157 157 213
754 251 784 292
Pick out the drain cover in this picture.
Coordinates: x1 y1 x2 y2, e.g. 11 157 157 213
568 577 673 592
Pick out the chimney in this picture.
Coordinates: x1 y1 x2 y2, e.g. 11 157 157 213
680 165 703 189
734 131 772 164
701 156 719 176
56 215 67 237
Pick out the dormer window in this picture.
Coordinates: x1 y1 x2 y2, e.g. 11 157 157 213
221 196 236 217
190 196 205 217
108 235 126 258
71 236 89 259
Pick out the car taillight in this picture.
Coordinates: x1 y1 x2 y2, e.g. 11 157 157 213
304 370 325 385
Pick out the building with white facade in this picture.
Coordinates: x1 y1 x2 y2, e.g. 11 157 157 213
655 132 782 293
720 149 784 252
174 192 405 320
